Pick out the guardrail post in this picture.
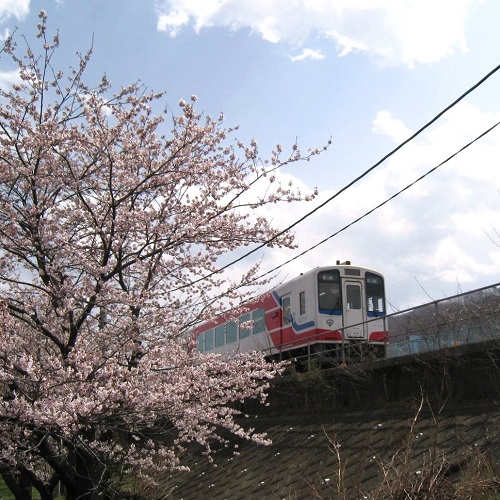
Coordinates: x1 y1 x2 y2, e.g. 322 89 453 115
341 327 346 365
307 340 311 371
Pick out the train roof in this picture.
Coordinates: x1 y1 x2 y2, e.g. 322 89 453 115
273 263 383 289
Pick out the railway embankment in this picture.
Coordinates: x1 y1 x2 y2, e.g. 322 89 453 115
150 340 500 499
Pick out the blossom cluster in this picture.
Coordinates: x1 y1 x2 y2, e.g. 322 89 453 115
0 12 325 497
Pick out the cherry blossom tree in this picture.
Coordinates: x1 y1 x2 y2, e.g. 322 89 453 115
0 12 325 499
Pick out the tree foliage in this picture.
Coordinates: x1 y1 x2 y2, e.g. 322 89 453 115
0 12 325 499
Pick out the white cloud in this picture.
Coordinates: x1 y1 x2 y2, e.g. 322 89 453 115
232 145 499 306
0 69 20 90
0 0 30 22
290 48 325 62
422 237 484 284
325 29 368 58
155 0 479 66
372 111 413 143
256 101 500 307
156 9 190 36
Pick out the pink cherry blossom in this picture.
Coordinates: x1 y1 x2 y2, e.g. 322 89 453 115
0 13 327 499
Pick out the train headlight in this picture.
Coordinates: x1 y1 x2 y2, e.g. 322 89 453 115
326 319 334 326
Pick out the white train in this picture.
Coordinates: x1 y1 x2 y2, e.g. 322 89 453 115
194 262 388 362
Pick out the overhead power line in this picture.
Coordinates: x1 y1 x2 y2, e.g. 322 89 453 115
255 118 500 281
186 116 500 320
174 61 500 291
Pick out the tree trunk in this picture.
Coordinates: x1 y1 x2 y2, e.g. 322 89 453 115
2 471 33 500
65 448 107 500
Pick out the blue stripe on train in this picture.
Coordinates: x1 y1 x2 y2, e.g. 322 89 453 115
272 291 315 333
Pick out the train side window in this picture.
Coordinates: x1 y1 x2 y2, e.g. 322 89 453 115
318 270 341 313
196 332 205 352
282 296 291 324
205 329 214 351
215 325 225 347
226 321 237 343
239 313 251 339
253 308 265 334
346 284 361 310
299 291 306 316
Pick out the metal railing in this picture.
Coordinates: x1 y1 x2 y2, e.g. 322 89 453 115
386 281 500 359
270 281 500 368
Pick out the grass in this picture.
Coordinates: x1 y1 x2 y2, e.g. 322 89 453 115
0 480 66 500
0 480 14 500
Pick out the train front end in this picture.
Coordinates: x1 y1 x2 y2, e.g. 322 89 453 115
315 263 388 358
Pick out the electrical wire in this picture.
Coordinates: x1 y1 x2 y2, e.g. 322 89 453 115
184 113 500 328
174 61 500 291
254 118 500 281
186 118 500 327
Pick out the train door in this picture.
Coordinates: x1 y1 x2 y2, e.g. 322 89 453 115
279 293 292 349
342 280 367 340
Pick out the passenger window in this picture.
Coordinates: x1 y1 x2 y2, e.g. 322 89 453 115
196 332 205 352
346 284 361 310
215 325 225 347
299 291 306 315
226 321 237 343
253 309 265 334
367 296 384 312
282 296 291 324
239 313 251 339
205 329 214 350
319 282 341 310
366 272 385 314
318 270 341 312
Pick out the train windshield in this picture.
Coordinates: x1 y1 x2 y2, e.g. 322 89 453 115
366 272 385 316
318 270 341 313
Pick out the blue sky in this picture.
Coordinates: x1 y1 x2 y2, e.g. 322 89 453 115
2 0 500 310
